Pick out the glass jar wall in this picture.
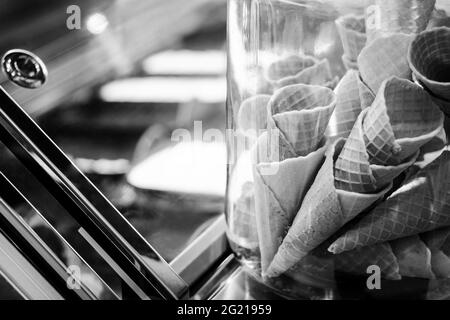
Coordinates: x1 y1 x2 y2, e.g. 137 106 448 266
226 0 450 299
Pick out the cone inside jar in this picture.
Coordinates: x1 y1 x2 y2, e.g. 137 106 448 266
408 27 450 112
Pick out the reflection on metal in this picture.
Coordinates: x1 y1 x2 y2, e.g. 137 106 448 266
0 232 62 300
1 49 48 89
0 86 188 299
171 216 229 286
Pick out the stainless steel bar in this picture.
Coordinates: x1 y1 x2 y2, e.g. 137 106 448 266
0 86 188 299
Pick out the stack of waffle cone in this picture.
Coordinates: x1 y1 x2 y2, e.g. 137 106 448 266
362 77 444 166
335 77 443 193
335 14 367 70
367 0 436 42
266 77 443 278
408 27 450 113
329 150 450 255
252 84 336 273
265 139 393 278
266 55 335 89
358 33 414 93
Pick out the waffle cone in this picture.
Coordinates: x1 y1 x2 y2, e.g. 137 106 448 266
408 27 450 111
265 139 391 278
331 70 363 139
335 242 401 280
391 235 435 279
267 84 336 160
334 108 418 193
336 14 367 62
363 77 444 165
358 33 413 93
252 132 328 272
329 151 450 254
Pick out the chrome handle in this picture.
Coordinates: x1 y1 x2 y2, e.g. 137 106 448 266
1 49 48 89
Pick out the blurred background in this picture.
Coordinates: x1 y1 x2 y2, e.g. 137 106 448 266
0 0 227 298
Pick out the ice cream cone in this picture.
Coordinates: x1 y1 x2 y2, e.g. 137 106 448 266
331 70 363 139
335 242 401 280
334 108 419 194
329 150 450 254
374 0 436 37
253 133 328 273
267 84 336 160
253 85 336 273
335 14 367 63
237 95 271 132
358 33 413 93
408 27 450 112
265 139 392 278
275 59 333 88
390 235 435 279
363 77 444 166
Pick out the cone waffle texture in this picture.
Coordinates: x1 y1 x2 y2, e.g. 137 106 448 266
372 0 436 38
265 139 392 278
335 14 367 63
253 135 328 273
252 84 336 272
363 77 444 166
335 242 401 280
408 27 450 110
334 107 420 194
332 70 364 139
358 33 414 93
329 150 450 254
266 55 334 89
267 84 336 160
390 235 435 279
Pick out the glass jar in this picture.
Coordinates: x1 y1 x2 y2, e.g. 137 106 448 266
226 0 450 299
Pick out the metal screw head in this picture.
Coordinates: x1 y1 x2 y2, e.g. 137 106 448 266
2 49 48 89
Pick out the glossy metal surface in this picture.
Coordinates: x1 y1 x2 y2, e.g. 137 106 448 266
0 86 188 299
2 49 47 89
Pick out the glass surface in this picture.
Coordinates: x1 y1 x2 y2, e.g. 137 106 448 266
226 0 450 299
